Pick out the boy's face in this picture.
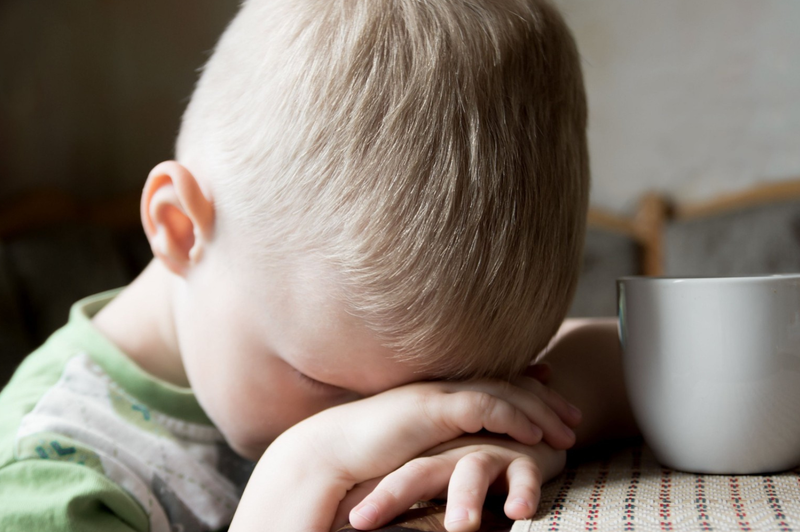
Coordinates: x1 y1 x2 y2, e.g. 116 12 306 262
174 249 428 460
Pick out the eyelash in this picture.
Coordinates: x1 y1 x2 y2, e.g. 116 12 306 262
294 369 337 392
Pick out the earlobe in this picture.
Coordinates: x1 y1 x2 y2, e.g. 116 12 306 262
141 161 215 277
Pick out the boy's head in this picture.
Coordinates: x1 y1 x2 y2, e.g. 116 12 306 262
170 0 589 382
142 0 587 455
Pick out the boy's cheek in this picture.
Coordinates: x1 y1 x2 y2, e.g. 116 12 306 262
200 385 346 460
225 436 272 462
211 408 296 460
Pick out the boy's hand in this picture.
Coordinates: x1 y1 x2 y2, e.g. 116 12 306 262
294 378 579 484
231 378 578 532
340 437 566 531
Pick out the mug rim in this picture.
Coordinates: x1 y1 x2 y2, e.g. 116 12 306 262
617 273 800 284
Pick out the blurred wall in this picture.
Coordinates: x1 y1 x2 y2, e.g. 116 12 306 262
0 1 241 385
554 0 800 213
1 1 799 210
0 0 240 201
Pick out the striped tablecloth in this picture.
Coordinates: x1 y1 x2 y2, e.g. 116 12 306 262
514 443 800 532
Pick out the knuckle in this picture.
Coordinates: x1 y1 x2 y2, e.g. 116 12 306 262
527 461 543 484
479 396 513 432
457 391 499 432
400 457 435 478
461 450 499 471
447 482 484 501
370 486 402 506
415 393 437 425
471 391 496 413
512 456 542 482
449 482 483 499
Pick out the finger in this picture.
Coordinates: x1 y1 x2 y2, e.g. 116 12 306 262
443 385 575 450
503 456 542 521
334 478 381 531
438 390 545 447
349 456 452 530
444 451 506 532
517 376 583 429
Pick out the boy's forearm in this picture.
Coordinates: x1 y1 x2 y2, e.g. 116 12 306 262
538 318 639 448
230 434 347 532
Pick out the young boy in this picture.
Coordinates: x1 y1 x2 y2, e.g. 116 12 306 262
0 0 637 531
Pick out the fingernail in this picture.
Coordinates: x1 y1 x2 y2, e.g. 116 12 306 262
563 425 576 442
511 497 531 511
531 424 543 440
568 404 582 420
508 497 533 519
446 506 470 526
353 503 379 525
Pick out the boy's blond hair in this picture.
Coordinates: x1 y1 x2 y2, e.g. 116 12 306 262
176 0 589 380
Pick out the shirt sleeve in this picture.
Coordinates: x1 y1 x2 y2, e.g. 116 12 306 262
0 460 149 532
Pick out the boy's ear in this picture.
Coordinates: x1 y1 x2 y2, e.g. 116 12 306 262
141 161 215 277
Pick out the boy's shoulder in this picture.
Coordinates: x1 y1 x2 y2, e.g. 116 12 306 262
0 291 252 531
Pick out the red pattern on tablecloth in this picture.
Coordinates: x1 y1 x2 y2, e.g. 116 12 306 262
546 468 576 531
763 476 792 531
728 476 751 531
585 460 610 531
623 447 642 531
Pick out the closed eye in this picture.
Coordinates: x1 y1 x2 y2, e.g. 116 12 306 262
292 368 346 394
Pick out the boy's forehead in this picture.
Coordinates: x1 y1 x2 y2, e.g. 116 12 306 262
291 343 429 396
254 257 428 394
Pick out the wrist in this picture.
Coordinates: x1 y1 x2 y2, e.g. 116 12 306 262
230 431 351 532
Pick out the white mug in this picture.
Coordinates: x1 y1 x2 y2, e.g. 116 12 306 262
617 275 800 474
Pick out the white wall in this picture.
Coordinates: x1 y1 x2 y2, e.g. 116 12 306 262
553 0 800 214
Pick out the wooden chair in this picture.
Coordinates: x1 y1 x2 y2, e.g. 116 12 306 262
663 179 800 277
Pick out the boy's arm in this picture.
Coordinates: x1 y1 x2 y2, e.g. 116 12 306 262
230 379 578 532
535 318 640 448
